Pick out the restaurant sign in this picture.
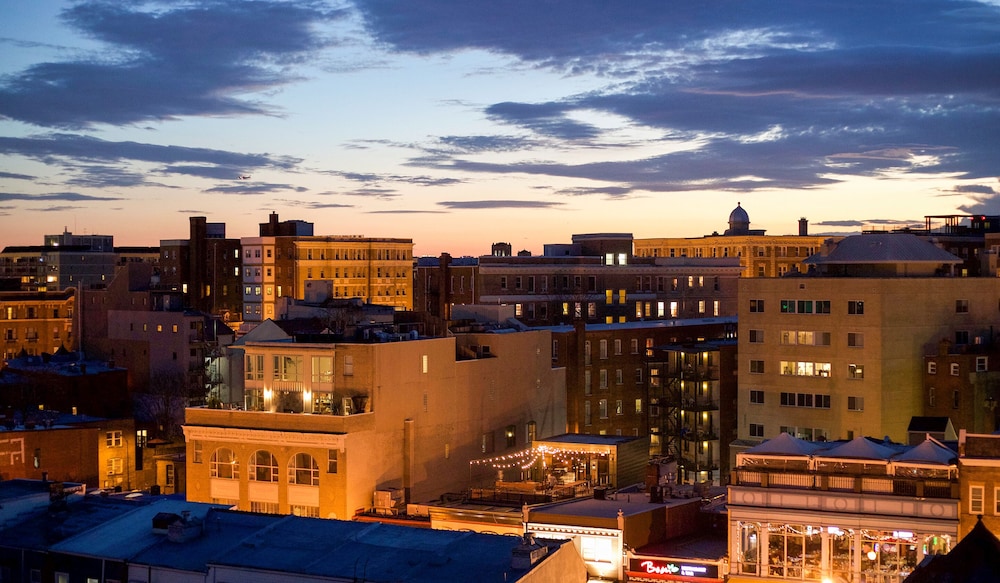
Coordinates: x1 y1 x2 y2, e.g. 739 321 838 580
628 558 719 579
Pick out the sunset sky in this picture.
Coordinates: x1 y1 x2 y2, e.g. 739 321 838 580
2 0 999 257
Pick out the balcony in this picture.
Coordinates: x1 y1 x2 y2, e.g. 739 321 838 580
730 468 958 500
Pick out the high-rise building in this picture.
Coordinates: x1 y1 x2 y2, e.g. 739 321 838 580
159 217 242 321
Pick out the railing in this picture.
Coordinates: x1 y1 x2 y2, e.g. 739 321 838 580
731 469 959 499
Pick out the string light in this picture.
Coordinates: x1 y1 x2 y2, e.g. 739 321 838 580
470 445 610 470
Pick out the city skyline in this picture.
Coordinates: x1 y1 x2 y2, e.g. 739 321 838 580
2 0 1000 257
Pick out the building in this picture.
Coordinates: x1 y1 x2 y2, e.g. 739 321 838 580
727 433 958 582
526 495 701 582
476 234 742 327
414 253 479 320
0 289 76 361
292 235 414 311
957 430 1000 538
923 339 1000 435
239 212 315 325
634 204 832 278
183 328 566 518
0 496 585 583
646 339 739 485
544 319 736 470
0 351 129 419
0 234 117 293
736 234 995 444
159 216 243 321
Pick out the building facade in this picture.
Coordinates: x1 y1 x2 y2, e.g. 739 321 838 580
183 330 566 518
634 204 831 278
293 236 414 311
0 289 75 360
727 434 958 583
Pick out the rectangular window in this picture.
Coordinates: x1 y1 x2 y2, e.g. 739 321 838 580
107 457 123 475
344 355 354 376
749 390 764 404
780 299 795 313
797 300 813 314
552 340 559 361
956 330 970 345
328 451 340 473
614 339 622 355
848 300 864 315
193 441 202 463
749 329 764 343
615 369 623 385
848 332 864 347
928 361 937 374
956 299 970 313
848 396 864 411
971 485 985 514
106 431 122 447
599 339 608 359
615 400 624 415
977 356 989 372
584 401 592 425
599 399 609 419
749 360 764 374
815 300 831 314
749 423 764 438
750 299 764 313
635 398 643 414
311 356 333 383
599 369 608 389
848 364 864 379
634 368 643 383
584 370 592 395
951 363 960 376
631 338 639 354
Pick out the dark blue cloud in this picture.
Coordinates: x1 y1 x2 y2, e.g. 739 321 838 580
0 1 344 128
0 191 123 202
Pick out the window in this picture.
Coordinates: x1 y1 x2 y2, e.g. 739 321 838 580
815 300 831 314
848 364 864 379
749 360 764 374
105 431 122 447
750 299 764 313
615 400 624 415
928 362 937 374
599 369 608 390
631 338 639 354
584 370 592 395
165 464 175 487
750 390 764 404
273 355 303 382
635 398 643 414
599 339 608 359
614 339 622 355
584 401 592 425
249 450 279 482
327 450 339 473
847 300 864 315
210 448 239 479
599 399 609 419
951 363 960 376
848 332 864 347
343 355 354 376
797 300 813 314
749 329 764 343
929 387 936 407
634 368 643 383
848 396 864 411
956 330 970 345
971 485 985 514
106 457 123 475
977 356 989 372
615 369 623 385
780 361 831 377
749 423 764 438
311 356 333 383
193 441 203 464
956 299 969 313
780 299 795 313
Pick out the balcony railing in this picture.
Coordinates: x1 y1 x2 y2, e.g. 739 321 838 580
731 468 958 499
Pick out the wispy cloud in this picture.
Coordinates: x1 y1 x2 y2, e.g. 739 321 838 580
437 200 565 210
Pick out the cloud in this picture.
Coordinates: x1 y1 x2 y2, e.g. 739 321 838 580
0 133 301 169
437 200 565 210
0 171 35 180
204 183 309 195
0 191 123 202
367 209 447 214
28 205 82 212
814 218 922 227
0 1 346 128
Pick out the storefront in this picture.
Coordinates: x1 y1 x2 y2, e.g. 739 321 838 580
626 556 724 582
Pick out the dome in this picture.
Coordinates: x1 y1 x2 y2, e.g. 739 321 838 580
729 202 749 225
726 202 750 235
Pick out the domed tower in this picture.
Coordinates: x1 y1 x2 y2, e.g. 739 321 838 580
725 202 750 235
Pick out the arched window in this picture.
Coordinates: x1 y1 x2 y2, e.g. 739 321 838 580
210 448 238 479
249 450 278 482
288 453 319 486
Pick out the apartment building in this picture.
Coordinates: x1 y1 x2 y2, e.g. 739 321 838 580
545 318 736 481
0 289 75 360
922 340 1000 435
727 433 958 583
292 235 414 311
957 430 1000 538
634 204 831 278
159 216 243 321
737 234 998 444
183 329 566 519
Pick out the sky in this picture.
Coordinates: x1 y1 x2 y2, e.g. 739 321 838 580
1 0 999 257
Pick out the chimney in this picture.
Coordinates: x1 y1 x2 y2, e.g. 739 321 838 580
799 217 809 236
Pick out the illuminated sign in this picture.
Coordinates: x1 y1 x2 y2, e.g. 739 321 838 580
629 558 719 579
